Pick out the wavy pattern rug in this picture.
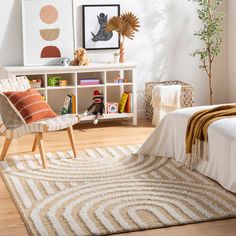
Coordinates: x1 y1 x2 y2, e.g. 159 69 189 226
1 145 236 236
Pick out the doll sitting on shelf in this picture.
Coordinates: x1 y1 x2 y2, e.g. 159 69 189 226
83 90 105 125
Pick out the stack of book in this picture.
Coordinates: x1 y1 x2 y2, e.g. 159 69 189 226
119 92 133 113
79 78 100 86
61 95 76 115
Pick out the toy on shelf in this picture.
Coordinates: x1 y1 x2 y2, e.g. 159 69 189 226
83 90 105 125
107 103 118 114
114 76 124 84
48 76 60 86
59 80 68 86
70 48 90 66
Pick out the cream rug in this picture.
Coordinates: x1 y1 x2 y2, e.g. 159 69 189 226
1 145 236 236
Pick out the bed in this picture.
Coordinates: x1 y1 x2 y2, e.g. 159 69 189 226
136 105 236 193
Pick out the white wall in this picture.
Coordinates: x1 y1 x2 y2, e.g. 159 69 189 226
0 0 229 113
0 0 23 77
228 0 236 102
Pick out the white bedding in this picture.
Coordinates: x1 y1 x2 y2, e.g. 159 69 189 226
136 106 236 193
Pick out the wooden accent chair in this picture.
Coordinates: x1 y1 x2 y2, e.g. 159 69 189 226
0 77 80 168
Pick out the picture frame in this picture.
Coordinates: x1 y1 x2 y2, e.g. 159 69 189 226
21 0 75 66
82 4 120 50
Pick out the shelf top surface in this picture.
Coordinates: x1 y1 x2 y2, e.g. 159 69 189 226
5 62 138 73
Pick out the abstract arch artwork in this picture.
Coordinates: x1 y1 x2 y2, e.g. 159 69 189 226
41 46 61 58
22 0 75 65
40 5 61 58
40 29 60 41
40 5 59 24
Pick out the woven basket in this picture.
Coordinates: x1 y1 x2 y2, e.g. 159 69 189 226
145 81 194 120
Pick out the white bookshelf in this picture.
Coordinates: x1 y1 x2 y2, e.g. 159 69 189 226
4 63 138 126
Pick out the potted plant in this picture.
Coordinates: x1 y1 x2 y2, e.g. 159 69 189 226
106 12 140 63
190 0 224 105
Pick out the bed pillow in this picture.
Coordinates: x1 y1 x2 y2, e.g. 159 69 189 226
3 89 57 124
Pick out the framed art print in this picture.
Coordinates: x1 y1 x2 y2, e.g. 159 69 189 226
22 0 75 66
82 5 120 50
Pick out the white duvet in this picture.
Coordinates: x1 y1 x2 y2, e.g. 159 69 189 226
136 106 236 193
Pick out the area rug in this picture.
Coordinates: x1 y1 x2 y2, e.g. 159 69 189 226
1 145 236 236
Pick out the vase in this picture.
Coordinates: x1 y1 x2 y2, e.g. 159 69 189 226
119 41 125 63
113 55 119 64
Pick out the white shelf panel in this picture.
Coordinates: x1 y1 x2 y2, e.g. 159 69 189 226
79 113 134 121
106 83 134 87
77 84 105 89
47 86 76 90
5 62 138 74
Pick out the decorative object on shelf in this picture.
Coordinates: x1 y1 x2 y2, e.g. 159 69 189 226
21 0 74 66
106 12 140 63
29 79 42 88
83 90 105 125
145 81 194 121
59 79 68 87
119 92 129 113
189 0 224 105
48 76 60 86
70 48 90 66
113 51 120 64
60 58 70 66
82 5 120 50
114 76 124 84
107 102 118 114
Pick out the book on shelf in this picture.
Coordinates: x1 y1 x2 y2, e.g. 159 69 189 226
118 92 133 113
79 78 100 86
125 92 133 113
119 93 129 113
61 94 76 115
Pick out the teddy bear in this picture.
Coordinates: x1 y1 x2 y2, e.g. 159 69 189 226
70 48 90 66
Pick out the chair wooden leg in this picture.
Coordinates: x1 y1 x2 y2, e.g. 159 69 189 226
32 134 38 152
37 133 47 169
0 138 12 161
67 126 77 158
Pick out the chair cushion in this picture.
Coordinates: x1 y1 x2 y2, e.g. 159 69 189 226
3 114 80 139
4 89 57 124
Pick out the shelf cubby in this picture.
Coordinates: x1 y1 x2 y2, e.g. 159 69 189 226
124 70 133 83
77 71 105 86
106 70 122 84
24 74 46 89
47 88 76 115
77 86 105 115
47 73 76 87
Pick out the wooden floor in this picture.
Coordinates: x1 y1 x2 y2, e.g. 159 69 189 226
0 120 236 236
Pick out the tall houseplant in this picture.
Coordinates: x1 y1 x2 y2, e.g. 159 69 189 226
106 12 140 63
190 0 224 105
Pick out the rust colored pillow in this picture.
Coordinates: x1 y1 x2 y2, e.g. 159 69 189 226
4 89 57 124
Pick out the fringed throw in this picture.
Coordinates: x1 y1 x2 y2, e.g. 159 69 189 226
185 104 236 169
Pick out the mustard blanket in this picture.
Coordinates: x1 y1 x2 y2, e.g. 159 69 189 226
185 105 236 169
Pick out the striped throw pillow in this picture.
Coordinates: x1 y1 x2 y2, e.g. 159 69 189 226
4 89 57 124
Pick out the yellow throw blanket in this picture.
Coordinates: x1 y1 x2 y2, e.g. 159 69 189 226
185 105 236 169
